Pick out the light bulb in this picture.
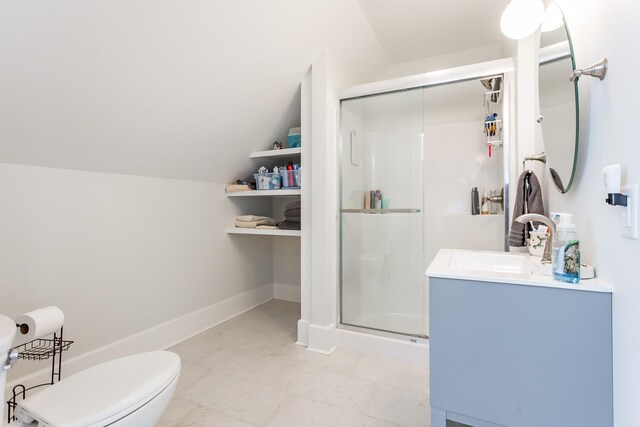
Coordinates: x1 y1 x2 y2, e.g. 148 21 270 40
500 0 545 40
541 3 564 32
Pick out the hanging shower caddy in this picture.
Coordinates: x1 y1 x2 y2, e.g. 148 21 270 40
482 76 503 157
6 327 73 423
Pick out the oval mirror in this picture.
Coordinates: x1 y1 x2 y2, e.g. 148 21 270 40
538 3 579 193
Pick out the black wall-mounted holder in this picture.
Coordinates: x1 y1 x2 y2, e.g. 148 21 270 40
606 193 628 206
6 327 73 423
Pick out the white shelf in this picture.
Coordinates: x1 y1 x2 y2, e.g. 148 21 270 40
226 227 301 237
227 189 301 197
250 147 301 159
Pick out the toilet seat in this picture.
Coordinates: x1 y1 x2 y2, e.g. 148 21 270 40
15 351 180 427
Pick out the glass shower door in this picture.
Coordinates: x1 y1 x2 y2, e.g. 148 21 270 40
339 89 425 337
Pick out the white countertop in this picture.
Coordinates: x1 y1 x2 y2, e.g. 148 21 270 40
426 249 613 293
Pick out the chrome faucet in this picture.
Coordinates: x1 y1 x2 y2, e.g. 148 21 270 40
515 213 556 264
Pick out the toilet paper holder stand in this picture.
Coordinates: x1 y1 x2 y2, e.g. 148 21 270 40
6 326 74 423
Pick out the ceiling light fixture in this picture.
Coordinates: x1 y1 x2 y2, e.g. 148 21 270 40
500 0 545 40
541 3 564 32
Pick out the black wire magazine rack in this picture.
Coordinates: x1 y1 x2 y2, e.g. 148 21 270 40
6 327 73 423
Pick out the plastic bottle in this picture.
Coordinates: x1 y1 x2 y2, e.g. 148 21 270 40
471 187 479 215
552 213 580 283
480 189 490 215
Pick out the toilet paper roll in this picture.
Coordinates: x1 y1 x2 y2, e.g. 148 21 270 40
15 306 64 341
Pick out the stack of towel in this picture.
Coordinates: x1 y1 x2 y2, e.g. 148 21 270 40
226 180 256 193
279 200 301 230
235 215 277 229
226 184 251 193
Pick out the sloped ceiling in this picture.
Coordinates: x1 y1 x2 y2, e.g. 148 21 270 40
358 0 506 64
0 0 509 183
0 0 389 182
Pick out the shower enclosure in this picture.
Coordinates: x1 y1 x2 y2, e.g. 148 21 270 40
340 89 425 337
339 75 509 338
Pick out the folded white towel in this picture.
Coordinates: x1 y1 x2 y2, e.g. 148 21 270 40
235 219 277 228
256 224 279 230
236 215 274 222
226 184 251 193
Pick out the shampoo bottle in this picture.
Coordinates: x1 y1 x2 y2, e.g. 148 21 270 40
552 213 580 283
471 187 479 215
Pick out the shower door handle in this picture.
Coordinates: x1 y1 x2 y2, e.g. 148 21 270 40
349 130 360 166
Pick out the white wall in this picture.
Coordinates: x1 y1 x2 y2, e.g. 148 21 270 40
0 0 389 183
0 163 273 382
378 44 504 80
0 0 391 392
518 1 640 425
272 197 301 302
304 49 368 353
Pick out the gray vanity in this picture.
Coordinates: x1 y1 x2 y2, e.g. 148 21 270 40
426 249 613 427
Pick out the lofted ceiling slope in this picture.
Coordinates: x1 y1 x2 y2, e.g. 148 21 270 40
358 0 507 64
0 0 511 183
0 0 389 182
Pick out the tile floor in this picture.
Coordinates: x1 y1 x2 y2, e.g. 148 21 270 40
158 299 430 426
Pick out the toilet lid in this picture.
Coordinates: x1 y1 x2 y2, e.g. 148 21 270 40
17 351 180 427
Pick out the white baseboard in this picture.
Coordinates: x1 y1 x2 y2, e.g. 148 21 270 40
6 283 274 391
307 323 336 354
273 282 301 303
296 319 310 347
336 327 429 366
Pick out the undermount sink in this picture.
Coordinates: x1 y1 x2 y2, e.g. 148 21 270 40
426 249 612 293
448 250 534 275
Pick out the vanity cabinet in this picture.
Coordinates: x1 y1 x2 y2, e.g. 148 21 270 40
429 277 613 427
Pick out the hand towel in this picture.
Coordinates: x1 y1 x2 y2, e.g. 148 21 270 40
226 184 252 193
256 224 279 230
284 200 301 211
509 171 545 247
283 208 301 217
278 221 301 231
236 215 274 222
284 216 301 223
235 218 276 228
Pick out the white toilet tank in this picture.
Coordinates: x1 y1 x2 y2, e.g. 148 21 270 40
15 351 180 427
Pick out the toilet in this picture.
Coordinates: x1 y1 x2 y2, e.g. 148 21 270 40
8 351 180 427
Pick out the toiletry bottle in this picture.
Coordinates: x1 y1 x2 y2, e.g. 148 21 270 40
471 187 479 215
552 213 580 284
480 189 490 215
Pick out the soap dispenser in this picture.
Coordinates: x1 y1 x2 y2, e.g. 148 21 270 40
552 213 580 283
